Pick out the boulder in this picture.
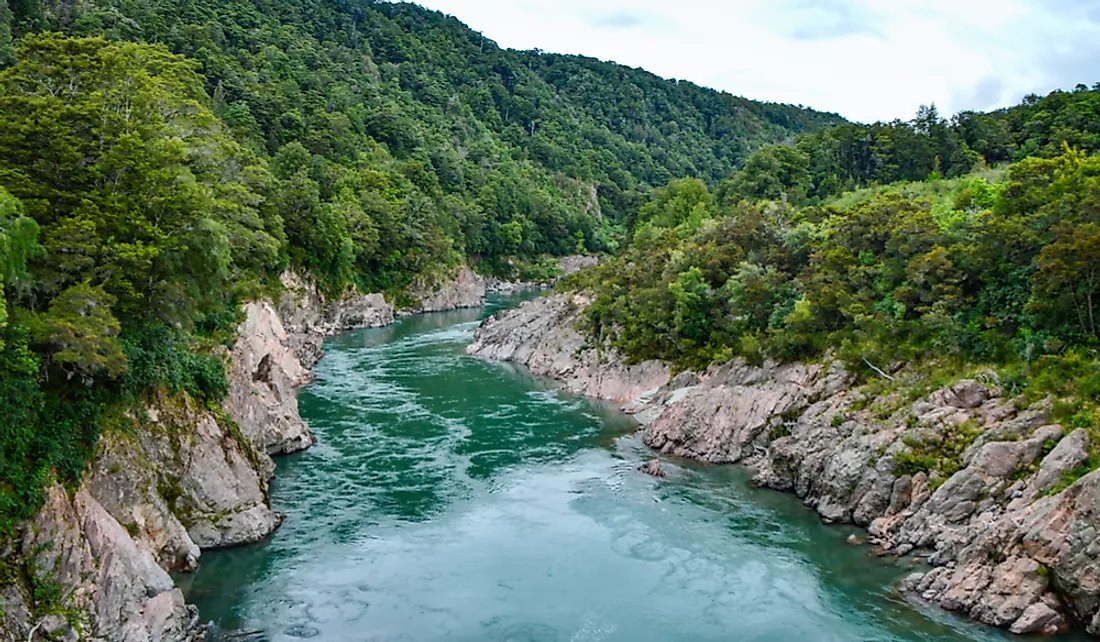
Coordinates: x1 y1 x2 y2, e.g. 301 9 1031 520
638 460 667 478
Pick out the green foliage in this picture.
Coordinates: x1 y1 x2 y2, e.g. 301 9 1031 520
721 91 1100 207
578 147 1100 377
0 0 12 66
0 0 1096 549
631 178 715 237
895 420 983 481
0 34 281 321
669 266 712 359
0 323 106 535
0 3 840 531
10 0 839 293
0 187 40 348
1031 222 1100 338
37 283 126 381
120 324 229 407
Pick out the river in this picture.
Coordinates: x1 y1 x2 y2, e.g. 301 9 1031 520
177 295 1044 641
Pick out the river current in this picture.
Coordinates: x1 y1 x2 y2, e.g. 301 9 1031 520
177 295 1041 641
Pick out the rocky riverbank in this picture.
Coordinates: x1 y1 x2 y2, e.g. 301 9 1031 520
483 255 603 294
468 293 1100 638
0 263 490 641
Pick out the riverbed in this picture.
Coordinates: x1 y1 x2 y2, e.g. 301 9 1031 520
177 296 1041 641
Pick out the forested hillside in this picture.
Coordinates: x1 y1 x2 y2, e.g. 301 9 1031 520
722 88 1100 205
5 0 844 280
568 92 1100 485
0 0 845 530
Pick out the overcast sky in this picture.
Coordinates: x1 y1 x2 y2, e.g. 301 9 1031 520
409 0 1100 123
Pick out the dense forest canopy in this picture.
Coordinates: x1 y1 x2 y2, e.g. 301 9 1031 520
0 0 1098 533
720 90 1100 206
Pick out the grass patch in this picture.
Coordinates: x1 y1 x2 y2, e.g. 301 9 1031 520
895 419 983 481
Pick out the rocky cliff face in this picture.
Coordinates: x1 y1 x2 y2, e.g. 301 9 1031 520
483 255 601 294
226 301 317 456
0 485 202 642
0 272 397 641
557 255 599 276
403 267 486 315
468 293 669 402
469 293 1100 637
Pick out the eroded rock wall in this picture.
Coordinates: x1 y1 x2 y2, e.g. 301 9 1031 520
469 293 1100 637
404 266 486 314
0 485 202 642
0 270 396 641
277 271 395 367
467 293 669 403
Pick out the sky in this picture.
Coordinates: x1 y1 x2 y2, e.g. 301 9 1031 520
408 0 1100 123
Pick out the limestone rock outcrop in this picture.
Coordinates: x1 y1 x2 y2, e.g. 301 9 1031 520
0 485 202 641
467 293 669 402
404 266 486 314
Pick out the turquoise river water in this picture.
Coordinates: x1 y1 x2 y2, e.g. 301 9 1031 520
177 295 1064 641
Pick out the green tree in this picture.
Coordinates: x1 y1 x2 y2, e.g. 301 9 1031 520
669 267 712 350
0 188 40 349
0 0 13 67
632 178 714 235
39 282 127 381
0 34 277 323
1031 223 1100 339
720 145 811 204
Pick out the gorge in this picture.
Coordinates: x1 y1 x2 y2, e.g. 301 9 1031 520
181 294 1076 641
1 1 1099 640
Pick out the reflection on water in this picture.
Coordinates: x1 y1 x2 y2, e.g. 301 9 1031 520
177 295 1074 641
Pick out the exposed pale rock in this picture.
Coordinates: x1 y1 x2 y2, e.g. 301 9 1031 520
85 432 201 572
277 270 394 366
643 360 833 464
277 270 330 367
4 485 201 642
327 291 394 332
3 269 398 640
468 294 669 402
225 301 317 455
89 396 283 554
1011 602 1065 635
405 266 486 314
1030 429 1091 496
557 255 600 276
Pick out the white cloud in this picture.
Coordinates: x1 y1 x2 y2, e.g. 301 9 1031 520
404 0 1100 123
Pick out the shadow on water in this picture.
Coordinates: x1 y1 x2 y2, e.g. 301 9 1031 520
177 293 1087 642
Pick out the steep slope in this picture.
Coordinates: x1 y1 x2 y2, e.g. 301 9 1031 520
5 0 843 228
